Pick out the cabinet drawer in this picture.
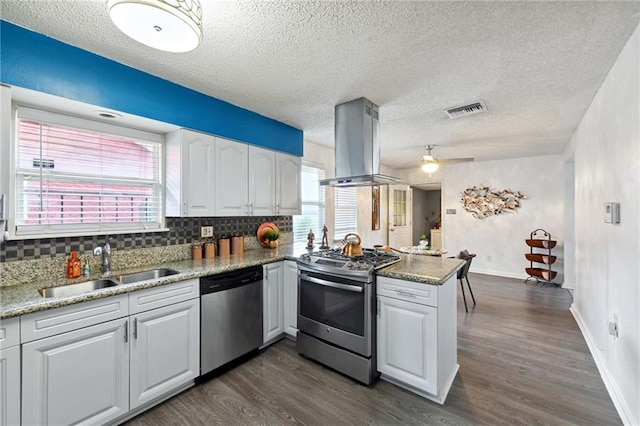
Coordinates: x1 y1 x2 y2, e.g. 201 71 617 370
377 276 438 307
0 316 20 350
129 279 198 314
21 294 129 343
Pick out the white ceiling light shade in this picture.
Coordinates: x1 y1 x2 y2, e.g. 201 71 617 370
421 145 439 173
107 0 203 53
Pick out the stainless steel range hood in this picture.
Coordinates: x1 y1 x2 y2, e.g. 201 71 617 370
320 98 400 187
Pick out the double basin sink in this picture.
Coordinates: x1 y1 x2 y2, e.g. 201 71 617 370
38 268 180 298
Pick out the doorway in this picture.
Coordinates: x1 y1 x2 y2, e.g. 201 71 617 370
412 187 442 247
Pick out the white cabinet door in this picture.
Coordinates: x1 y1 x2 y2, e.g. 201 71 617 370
275 153 301 215
215 138 249 216
130 299 199 410
263 262 284 344
249 146 276 216
22 318 129 426
283 260 298 337
165 129 216 217
0 346 20 426
377 295 438 395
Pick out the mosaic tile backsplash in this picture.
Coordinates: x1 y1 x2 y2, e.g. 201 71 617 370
0 216 292 263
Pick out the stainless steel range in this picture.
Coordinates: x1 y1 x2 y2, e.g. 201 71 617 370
296 248 400 384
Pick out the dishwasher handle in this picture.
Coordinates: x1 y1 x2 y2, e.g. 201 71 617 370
200 265 263 295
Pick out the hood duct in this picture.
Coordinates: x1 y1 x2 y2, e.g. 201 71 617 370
320 97 400 187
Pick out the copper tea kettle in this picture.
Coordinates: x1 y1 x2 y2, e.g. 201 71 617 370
341 233 363 256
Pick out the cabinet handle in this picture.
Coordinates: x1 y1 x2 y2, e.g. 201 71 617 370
377 299 380 317
250 203 254 215
134 318 138 339
276 204 280 215
183 199 188 216
124 320 128 343
396 289 416 298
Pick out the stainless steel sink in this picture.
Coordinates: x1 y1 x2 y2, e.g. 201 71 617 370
113 268 179 284
39 279 119 298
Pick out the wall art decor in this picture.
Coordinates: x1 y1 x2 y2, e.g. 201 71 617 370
460 185 526 219
372 185 380 230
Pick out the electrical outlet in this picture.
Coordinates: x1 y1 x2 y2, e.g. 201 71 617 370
608 314 619 338
487 255 492 262
201 226 213 238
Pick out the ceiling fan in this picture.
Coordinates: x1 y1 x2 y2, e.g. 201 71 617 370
421 144 474 173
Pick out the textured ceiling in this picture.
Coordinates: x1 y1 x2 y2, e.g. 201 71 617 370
2 1 640 169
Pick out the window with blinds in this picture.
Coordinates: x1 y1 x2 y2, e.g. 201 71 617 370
334 187 358 239
14 107 163 237
293 165 326 243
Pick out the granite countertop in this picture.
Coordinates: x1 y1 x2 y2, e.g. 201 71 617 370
0 245 309 319
398 246 449 256
1 244 465 319
377 253 464 285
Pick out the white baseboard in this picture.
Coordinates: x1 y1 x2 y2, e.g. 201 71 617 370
470 268 528 280
570 305 636 426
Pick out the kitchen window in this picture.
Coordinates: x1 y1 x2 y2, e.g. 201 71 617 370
334 187 358 239
293 164 326 243
13 106 163 237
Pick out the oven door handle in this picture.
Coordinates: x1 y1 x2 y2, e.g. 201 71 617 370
299 274 364 293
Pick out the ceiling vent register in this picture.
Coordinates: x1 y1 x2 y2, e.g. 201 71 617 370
445 101 487 119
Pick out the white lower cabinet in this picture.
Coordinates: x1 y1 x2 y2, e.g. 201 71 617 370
377 296 438 395
376 275 458 404
20 280 200 425
0 316 20 426
130 298 199 410
263 261 284 344
283 260 298 337
22 318 129 426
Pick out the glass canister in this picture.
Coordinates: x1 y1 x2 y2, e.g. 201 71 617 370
231 236 244 255
204 242 216 258
192 243 203 260
218 237 230 257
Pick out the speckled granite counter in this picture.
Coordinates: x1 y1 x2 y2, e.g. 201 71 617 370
2 245 464 319
377 253 464 285
1 245 308 319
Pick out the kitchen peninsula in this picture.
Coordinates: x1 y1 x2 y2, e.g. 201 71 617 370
0 244 464 425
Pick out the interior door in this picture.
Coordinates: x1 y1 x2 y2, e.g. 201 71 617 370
388 184 412 248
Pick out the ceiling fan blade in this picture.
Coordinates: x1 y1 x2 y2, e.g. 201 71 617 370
437 157 474 164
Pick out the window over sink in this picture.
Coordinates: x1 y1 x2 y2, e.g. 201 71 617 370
13 106 164 237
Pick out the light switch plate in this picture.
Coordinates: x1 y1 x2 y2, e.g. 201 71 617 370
201 226 214 238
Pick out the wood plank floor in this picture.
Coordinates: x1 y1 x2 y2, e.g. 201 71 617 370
125 273 621 425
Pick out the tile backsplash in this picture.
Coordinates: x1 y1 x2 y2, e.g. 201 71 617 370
0 216 292 263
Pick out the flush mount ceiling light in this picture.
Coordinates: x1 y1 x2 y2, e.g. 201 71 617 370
107 0 203 53
421 145 439 174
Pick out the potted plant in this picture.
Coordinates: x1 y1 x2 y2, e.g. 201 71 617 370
419 234 429 249
263 229 281 249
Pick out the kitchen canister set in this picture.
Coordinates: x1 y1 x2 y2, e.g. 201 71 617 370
192 236 244 260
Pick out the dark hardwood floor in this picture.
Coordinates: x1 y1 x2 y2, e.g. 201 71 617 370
125 273 621 425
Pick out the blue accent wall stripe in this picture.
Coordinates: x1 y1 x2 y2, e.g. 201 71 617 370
0 20 303 156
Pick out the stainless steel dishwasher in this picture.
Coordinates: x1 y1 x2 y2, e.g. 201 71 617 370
200 266 263 376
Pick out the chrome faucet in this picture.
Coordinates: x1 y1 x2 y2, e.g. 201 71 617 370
93 242 112 274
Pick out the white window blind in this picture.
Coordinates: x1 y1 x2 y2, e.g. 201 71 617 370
334 187 358 239
293 165 326 243
15 107 163 237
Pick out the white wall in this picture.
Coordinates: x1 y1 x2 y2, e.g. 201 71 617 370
569 23 640 426
442 155 564 280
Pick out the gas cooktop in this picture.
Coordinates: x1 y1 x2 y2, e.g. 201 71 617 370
298 248 401 280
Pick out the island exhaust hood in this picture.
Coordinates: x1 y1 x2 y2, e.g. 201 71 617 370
319 98 400 187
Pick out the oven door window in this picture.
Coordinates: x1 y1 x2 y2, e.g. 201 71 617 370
299 274 365 336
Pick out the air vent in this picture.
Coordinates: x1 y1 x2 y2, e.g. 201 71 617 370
445 101 487 119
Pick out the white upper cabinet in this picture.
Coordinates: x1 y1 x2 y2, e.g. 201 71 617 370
214 138 250 216
249 146 276 216
166 129 216 217
275 153 301 215
166 128 300 217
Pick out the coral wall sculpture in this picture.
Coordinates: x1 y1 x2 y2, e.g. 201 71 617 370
460 185 526 219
